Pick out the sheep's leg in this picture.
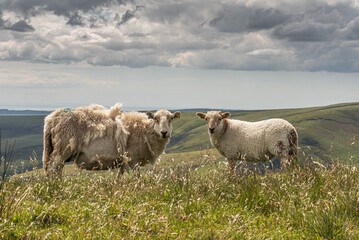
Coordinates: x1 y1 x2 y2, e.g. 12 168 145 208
271 140 293 169
134 165 141 178
114 160 128 183
115 168 123 183
227 158 236 175
278 147 296 169
48 154 66 178
125 160 141 178
48 148 72 178
43 158 52 177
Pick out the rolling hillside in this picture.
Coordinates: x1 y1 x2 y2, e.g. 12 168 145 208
0 115 44 170
167 102 359 162
0 102 358 171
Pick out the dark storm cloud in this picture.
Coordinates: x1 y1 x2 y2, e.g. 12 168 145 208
209 6 289 32
0 9 4 28
0 0 129 26
273 21 336 42
207 2 359 42
0 7 35 32
117 6 142 25
201 1 359 72
1 0 126 15
117 10 135 25
6 20 35 32
247 8 290 30
270 3 359 42
345 17 359 40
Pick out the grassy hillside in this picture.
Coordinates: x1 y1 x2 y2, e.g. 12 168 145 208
0 115 44 171
168 102 359 163
0 102 358 172
1 150 359 239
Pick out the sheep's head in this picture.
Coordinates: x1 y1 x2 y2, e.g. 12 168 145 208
196 111 231 134
147 110 181 138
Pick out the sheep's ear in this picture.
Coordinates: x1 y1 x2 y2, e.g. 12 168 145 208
146 112 154 119
172 111 181 119
196 112 206 119
221 112 231 118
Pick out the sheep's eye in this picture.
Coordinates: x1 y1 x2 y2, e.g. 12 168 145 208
219 118 222 121
171 117 174 120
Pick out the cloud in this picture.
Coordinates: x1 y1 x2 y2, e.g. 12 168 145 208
345 17 359 40
1 0 126 16
209 6 289 32
0 66 82 88
0 0 359 72
248 8 290 30
66 11 85 26
0 9 3 26
6 20 35 32
273 20 337 42
117 8 139 25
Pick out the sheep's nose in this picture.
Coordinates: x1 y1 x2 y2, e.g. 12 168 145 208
209 128 215 133
161 131 168 138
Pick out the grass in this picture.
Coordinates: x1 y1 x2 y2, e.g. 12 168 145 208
0 130 29 229
1 149 359 239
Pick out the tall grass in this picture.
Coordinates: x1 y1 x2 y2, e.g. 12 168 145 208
0 148 358 239
0 129 16 188
0 130 29 226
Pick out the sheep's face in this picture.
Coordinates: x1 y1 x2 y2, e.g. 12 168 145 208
196 111 231 134
147 110 181 138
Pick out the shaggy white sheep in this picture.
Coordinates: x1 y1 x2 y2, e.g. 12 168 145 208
196 111 298 173
42 103 181 178
115 110 181 175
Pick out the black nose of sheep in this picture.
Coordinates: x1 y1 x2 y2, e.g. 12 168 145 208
161 131 168 138
209 128 215 133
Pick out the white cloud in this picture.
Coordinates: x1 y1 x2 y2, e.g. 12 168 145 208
0 64 82 88
246 48 290 56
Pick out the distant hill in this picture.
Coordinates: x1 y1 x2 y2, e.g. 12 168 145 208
0 109 51 115
0 102 358 172
167 102 359 163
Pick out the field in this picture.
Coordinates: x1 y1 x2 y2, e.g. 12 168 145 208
1 149 359 239
1 102 359 239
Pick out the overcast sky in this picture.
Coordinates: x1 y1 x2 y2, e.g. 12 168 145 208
0 0 359 110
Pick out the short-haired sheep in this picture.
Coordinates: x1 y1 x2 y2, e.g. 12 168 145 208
42 103 181 178
196 111 298 174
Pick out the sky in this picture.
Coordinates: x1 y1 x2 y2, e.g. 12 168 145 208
0 0 359 110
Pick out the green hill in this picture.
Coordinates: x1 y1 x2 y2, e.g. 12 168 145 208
0 115 44 171
0 102 358 171
168 102 359 163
